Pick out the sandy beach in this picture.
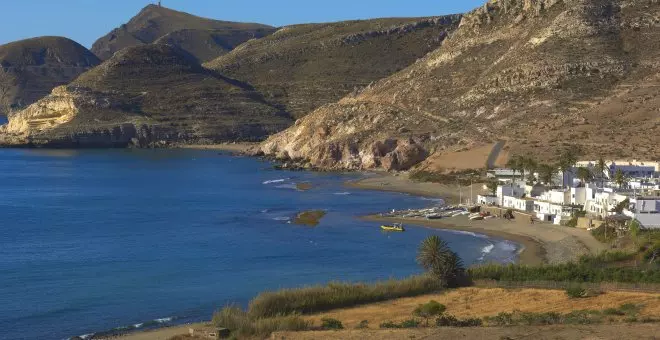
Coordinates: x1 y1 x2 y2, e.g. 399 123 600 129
351 173 607 265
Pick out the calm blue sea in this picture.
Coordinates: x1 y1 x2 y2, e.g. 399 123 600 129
0 149 519 340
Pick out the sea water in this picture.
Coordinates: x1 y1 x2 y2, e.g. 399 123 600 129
0 149 519 340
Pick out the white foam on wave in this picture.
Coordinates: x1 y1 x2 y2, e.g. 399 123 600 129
275 184 298 189
443 229 489 239
134 323 144 328
263 178 288 184
334 192 351 195
273 216 291 221
79 334 95 339
481 244 495 254
155 317 173 324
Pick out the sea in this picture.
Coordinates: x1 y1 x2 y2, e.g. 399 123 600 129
0 148 519 340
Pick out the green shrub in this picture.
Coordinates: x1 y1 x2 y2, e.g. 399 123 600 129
566 284 587 299
320 318 344 330
356 320 369 329
248 275 443 318
379 319 420 329
413 300 446 325
212 306 310 338
468 262 660 284
486 312 515 326
519 311 563 325
602 308 625 316
436 314 482 327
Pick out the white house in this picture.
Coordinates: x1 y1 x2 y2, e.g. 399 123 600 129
496 184 525 206
477 195 498 205
625 197 660 229
533 199 573 224
583 189 629 218
576 160 660 179
502 196 534 212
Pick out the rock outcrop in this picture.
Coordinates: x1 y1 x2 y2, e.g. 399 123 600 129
206 16 462 119
0 36 100 115
0 44 291 147
91 5 275 61
261 0 660 171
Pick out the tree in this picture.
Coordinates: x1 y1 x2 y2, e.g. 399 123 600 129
413 300 446 326
506 155 524 182
522 156 538 183
417 235 465 287
614 169 628 189
595 157 608 188
537 163 556 185
486 179 498 195
576 167 594 187
556 147 581 188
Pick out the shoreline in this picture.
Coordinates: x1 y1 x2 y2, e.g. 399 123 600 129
350 172 606 265
362 215 544 266
174 142 257 154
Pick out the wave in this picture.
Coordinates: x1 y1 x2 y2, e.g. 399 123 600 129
442 229 489 239
481 244 495 254
334 192 351 195
273 216 291 221
420 197 445 204
263 178 288 184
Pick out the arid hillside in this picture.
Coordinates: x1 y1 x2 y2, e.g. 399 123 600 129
261 0 660 172
0 36 100 115
0 44 290 147
207 16 461 118
91 5 274 62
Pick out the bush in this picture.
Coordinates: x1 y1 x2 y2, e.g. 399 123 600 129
320 318 344 330
379 319 420 329
212 306 310 338
356 320 369 329
436 314 482 327
486 312 514 326
248 275 443 318
413 300 446 325
566 284 587 299
468 262 660 284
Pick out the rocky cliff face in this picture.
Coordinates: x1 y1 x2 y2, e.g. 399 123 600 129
260 0 660 171
206 16 462 119
0 36 100 115
91 5 274 61
0 44 291 147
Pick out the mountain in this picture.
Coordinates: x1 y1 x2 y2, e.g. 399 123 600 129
206 16 462 118
260 0 660 171
0 36 100 115
0 44 291 147
91 5 275 62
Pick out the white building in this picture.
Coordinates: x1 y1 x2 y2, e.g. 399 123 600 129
477 195 498 205
625 197 660 229
502 196 534 212
576 160 660 179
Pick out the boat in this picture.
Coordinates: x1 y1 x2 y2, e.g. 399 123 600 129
426 213 443 220
381 223 405 232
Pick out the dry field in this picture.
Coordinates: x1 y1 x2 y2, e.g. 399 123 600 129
307 287 660 328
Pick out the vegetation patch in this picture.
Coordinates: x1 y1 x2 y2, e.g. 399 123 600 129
247 275 443 318
212 306 310 339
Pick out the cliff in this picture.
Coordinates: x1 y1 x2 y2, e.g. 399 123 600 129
91 5 275 62
206 16 462 118
0 36 100 115
0 44 291 147
260 0 660 171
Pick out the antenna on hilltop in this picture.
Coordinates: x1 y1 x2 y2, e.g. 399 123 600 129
158 1 162 7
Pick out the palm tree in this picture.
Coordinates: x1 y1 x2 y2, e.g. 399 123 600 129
537 163 556 185
556 148 580 188
576 167 594 187
614 169 628 189
417 235 465 287
522 156 538 183
506 155 524 182
595 157 608 188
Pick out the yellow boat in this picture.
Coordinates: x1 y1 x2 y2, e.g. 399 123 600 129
381 223 405 232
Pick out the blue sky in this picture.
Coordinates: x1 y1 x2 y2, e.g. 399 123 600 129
0 0 485 48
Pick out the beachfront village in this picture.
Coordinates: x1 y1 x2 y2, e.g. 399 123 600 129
477 157 660 231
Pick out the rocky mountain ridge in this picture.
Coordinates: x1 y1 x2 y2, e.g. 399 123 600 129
206 15 462 118
91 5 274 62
260 0 660 171
0 44 291 147
0 36 100 115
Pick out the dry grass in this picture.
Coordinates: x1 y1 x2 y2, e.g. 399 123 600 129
307 288 660 328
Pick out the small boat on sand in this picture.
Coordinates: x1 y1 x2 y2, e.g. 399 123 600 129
381 223 405 232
